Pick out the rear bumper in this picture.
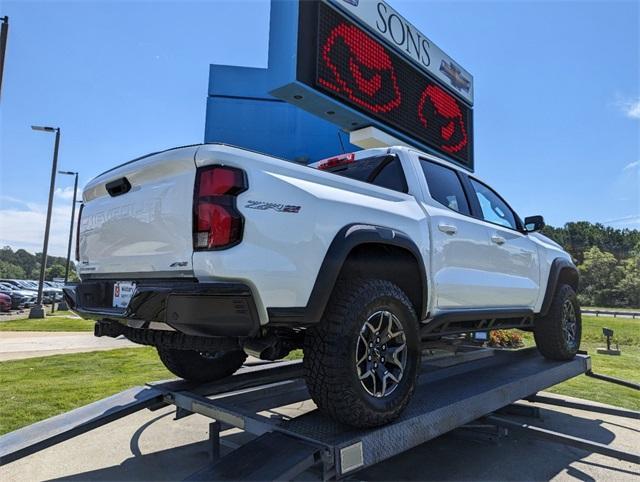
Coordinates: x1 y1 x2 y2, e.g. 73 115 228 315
63 279 260 337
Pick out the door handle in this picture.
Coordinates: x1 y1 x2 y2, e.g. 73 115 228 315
491 235 506 245
438 223 458 235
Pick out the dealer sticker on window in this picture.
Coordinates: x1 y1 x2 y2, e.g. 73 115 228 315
113 281 136 308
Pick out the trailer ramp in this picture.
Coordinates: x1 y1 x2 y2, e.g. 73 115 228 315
3 348 617 481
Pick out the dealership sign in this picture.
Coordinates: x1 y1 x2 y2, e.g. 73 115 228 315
268 0 475 170
326 0 473 104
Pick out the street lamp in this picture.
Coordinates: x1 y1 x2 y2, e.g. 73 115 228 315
0 16 8 100
29 125 61 319
57 170 79 284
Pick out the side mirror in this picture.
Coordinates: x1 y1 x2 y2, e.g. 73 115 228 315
524 215 545 232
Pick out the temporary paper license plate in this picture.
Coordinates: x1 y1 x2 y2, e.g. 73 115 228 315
113 281 136 308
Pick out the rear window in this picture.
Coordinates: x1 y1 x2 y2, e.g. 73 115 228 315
325 155 408 193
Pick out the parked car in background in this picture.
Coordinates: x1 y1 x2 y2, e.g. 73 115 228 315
0 279 61 303
0 293 12 312
0 282 37 309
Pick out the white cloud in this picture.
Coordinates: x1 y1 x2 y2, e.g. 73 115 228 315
0 190 79 257
623 160 639 171
54 186 76 201
615 96 640 119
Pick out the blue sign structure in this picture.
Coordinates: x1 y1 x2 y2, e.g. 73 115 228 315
205 64 356 163
205 0 473 168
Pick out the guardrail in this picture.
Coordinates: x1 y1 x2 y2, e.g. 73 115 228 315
582 309 639 319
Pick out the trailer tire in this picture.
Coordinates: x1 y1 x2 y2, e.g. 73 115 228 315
534 284 581 360
157 347 247 383
304 278 420 428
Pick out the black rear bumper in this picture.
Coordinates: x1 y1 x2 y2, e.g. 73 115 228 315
63 279 260 337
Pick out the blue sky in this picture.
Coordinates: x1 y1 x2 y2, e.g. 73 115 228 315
0 0 638 256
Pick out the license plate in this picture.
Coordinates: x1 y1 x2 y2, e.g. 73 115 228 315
113 281 136 308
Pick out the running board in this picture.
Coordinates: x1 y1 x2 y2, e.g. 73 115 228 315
421 309 534 339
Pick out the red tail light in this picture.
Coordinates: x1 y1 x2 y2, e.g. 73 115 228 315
316 153 355 171
75 203 84 261
194 166 247 250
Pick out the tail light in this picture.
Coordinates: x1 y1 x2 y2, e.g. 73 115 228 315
193 166 247 250
316 153 355 171
75 203 84 261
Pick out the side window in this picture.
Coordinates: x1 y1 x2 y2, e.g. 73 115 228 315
420 160 470 215
469 179 517 229
327 155 408 193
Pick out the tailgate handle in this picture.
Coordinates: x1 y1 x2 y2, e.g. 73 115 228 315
106 177 131 197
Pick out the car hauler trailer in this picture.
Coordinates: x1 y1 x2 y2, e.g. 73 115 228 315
1 346 638 480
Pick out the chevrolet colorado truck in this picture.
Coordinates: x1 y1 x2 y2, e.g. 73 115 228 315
64 144 581 428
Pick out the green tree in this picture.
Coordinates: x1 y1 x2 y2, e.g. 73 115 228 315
577 246 625 306
46 264 67 281
616 245 640 308
0 260 26 279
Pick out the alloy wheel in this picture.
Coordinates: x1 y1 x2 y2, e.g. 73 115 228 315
355 310 408 398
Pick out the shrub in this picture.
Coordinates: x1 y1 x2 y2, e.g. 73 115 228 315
488 330 524 348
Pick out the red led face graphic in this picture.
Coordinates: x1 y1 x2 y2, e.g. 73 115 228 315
418 85 468 154
319 23 402 113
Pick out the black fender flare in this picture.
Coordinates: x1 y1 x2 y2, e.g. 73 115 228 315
539 258 579 317
267 223 428 325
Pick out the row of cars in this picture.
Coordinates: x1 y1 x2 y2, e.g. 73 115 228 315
0 279 65 312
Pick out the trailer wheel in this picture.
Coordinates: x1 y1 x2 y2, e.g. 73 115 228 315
304 278 420 428
157 347 247 382
534 284 582 360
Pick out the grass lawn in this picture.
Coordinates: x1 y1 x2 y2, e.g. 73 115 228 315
0 315 636 436
518 315 639 411
0 312 94 332
0 347 171 435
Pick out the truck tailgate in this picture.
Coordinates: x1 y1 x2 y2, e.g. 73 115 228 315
78 146 198 278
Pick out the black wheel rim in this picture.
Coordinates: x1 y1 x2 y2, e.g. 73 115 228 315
356 310 407 398
561 300 578 348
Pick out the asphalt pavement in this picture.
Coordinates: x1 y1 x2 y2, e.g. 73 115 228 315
1 392 638 481
0 331 139 361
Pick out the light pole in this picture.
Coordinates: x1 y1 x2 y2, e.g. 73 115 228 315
57 171 78 311
0 16 8 100
29 125 61 319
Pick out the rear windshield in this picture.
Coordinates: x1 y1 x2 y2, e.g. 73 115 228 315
325 155 408 194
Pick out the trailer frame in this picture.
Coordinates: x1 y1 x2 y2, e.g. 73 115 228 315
1 346 638 480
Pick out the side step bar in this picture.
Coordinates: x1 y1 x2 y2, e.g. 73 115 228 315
421 309 534 338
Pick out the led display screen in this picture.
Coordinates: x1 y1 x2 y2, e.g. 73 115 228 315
298 1 473 168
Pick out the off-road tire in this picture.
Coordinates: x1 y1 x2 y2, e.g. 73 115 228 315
534 284 581 360
157 347 247 383
303 278 420 428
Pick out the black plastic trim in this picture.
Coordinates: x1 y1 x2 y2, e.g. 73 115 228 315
64 280 260 337
268 223 428 325
105 177 131 197
539 258 579 317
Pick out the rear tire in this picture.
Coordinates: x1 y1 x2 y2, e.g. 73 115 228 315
157 347 247 382
534 284 581 360
303 278 420 428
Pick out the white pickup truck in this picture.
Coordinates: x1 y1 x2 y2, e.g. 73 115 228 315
65 144 581 427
